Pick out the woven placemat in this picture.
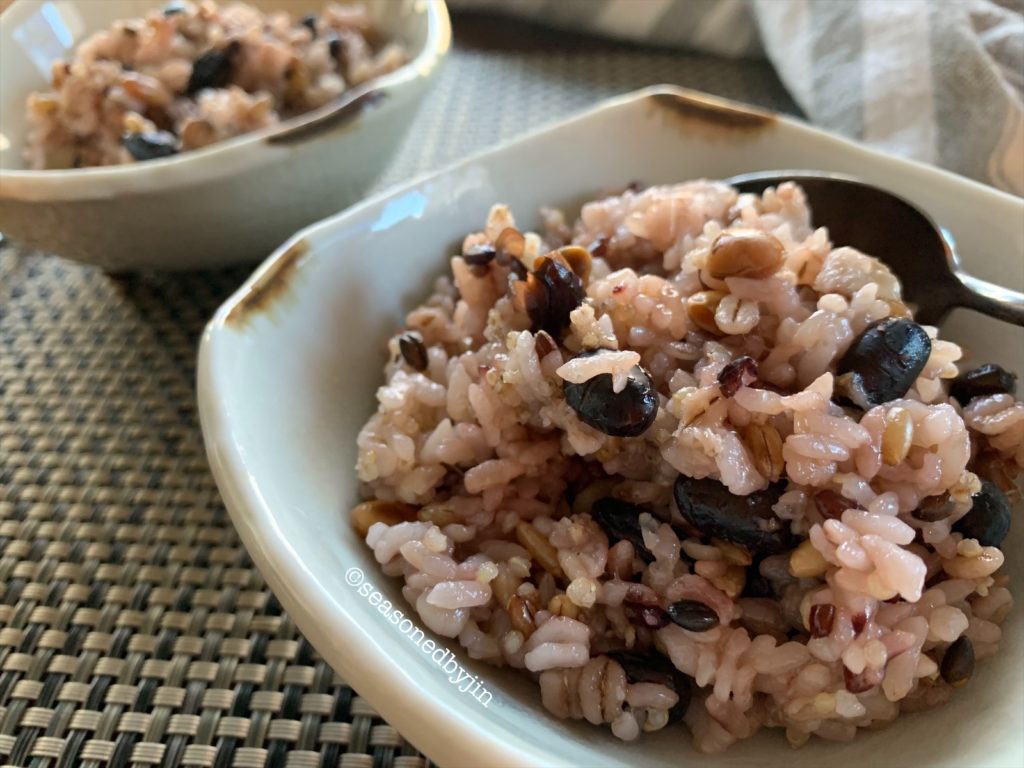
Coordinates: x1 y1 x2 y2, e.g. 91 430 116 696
0 16 799 767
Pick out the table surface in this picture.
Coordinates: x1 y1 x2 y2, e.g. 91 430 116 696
0 14 800 767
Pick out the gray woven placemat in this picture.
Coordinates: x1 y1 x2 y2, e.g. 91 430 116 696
0 16 799 767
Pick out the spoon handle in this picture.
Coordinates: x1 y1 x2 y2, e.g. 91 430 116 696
953 272 1024 327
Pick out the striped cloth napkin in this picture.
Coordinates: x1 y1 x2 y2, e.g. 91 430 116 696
452 0 1024 195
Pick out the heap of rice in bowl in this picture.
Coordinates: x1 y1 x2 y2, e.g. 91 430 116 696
25 1 406 169
353 180 1020 751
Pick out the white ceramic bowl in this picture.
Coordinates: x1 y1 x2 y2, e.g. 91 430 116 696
198 86 1024 768
0 0 449 271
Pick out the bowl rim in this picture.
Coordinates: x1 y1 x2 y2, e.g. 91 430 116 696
198 84 1024 768
0 0 451 197
203 83 1022 331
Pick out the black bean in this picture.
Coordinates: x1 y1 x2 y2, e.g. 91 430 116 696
463 244 497 267
808 603 835 637
834 318 932 408
623 602 669 629
666 677 693 725
940 635 975 687
666 600 719 632
953 480 1011 547
915 493 956 523
949 363 1017 405
397 331 428 371
326 32 343 61
717 356 758 398
524 255 585 337
814 489 858 521
186 47 235 95
673 476 791 555
300 13 318 38
605 651 672 687
606 651 692 724
122 131 179 161
563 352 658 438
590 498 654 563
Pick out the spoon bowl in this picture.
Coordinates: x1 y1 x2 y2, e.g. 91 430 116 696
727 171 1024 327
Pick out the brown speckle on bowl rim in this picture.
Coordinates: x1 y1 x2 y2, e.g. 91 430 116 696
266 87 384 146
225 237 309 326
648 89 775 134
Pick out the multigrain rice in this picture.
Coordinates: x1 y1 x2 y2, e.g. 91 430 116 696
354 180 1020 752
25 0 406 168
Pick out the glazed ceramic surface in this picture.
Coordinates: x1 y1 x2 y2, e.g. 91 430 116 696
198 86 1024 768
0 0 450 270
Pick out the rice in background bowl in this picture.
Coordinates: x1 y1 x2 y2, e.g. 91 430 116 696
351 180 1020 752
24 0 407 169
0 0 449 269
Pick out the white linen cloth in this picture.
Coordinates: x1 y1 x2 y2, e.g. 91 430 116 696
451 0 1024 194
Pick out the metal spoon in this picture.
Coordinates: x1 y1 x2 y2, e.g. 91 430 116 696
726 170 1024 327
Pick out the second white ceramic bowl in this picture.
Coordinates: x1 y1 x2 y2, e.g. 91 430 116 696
0 0 450 270
199 86 1024 768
